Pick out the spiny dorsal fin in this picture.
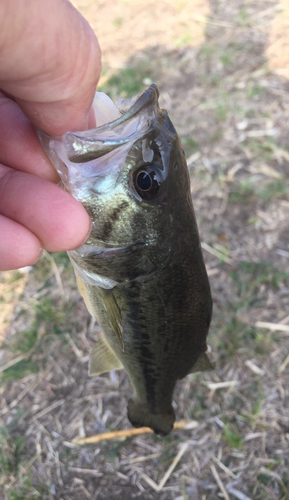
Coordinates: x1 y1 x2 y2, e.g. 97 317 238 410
190 353 215 373
89 336 123 376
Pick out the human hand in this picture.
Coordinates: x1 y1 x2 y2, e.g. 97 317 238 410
0 0 101 270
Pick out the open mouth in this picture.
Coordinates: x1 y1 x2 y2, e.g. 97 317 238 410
91 91 122 127
64 84 159 163
37 85 160 192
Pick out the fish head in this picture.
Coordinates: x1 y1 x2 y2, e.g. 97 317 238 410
38 85 192 283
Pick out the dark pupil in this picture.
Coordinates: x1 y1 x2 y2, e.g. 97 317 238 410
137 171 152 191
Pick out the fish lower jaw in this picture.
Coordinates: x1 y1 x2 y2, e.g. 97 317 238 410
127 398 175 436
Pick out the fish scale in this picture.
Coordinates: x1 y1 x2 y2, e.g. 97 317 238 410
37 84 213 435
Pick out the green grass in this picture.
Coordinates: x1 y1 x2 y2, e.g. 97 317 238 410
98 63 154 100
13 329 38 354
232 262 289 293
1 360 39 381
246 137 280 161
236 7 250 27
229 175 288 204
218 316 257 358
198 43 216 59
188 392 209 418
220 51 234 68
0 428 26 475
52 251 70 267
241 381 266 425
257 473 273 486
4 475 50 500
181 136 199 157
229 178 255 203
113 17 123 28
215 102 230 121
257 179 288 200
105 438 132 462
223 425 243 449
59 447 79 462
2 271 22 284
215 262 288 358
1 252 77 381
210 128 224 142
202 72 222 88
174 33 193 47
246 82 265 98
1 298 66 380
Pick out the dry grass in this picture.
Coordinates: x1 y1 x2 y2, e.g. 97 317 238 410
1 1 289 499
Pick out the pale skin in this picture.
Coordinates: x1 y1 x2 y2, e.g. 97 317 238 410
0 0 101 270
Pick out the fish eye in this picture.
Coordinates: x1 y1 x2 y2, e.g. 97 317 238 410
136 171 152 191
134 167 161 199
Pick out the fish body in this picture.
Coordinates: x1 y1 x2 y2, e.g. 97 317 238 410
38 85 213 435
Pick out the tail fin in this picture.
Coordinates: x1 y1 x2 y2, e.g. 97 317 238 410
127 398 175 436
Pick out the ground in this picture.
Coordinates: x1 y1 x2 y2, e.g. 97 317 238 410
1 1 289 499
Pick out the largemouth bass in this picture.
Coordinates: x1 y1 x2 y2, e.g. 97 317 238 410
38 84 213 435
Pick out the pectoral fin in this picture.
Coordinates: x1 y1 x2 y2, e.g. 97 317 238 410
190 353 215 373
75 274 94 317
89 336 123 376
75 274 124 352
97 287 124 351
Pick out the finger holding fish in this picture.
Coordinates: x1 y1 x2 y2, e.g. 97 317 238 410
0 213 42 270
0 91 92 270
0 166 91 253
0 92 59 182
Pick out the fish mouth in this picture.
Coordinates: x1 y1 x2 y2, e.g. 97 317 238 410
68 238 172 288
64 84 160 163
68 241 147 288
36 84 162 195
70 241 146 257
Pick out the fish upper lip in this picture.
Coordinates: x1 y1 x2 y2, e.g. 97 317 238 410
72 84 159 136
63 85 160 163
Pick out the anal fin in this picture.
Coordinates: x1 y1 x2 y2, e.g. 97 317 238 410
89 335 123 376
190 353 215 373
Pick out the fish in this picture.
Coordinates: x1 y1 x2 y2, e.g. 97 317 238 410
37 84 213 436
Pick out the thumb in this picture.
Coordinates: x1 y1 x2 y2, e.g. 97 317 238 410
0 0 101 135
